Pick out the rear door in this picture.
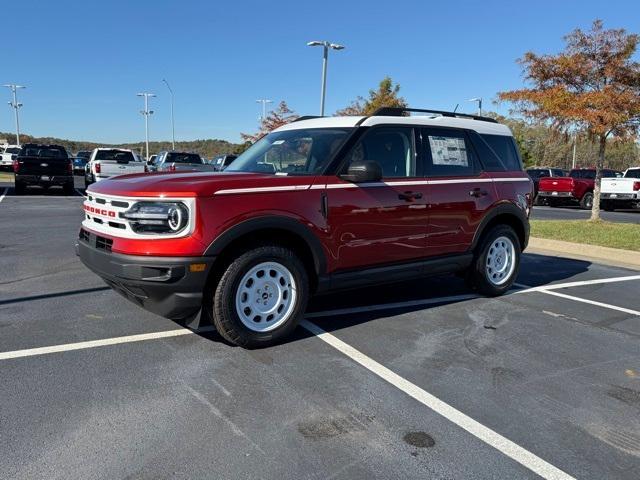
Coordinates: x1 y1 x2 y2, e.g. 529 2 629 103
420 127 496 257
324 125 429 270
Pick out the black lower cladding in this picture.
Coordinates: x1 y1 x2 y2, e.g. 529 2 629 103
76 231 214 320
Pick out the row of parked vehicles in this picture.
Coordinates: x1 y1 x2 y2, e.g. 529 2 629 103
7 144 238 194
527 166 640 211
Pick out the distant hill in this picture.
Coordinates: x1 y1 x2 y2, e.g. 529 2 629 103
0 132 248 159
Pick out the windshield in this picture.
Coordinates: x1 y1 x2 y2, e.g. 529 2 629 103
95 150 135 162
6 147 20 154
77 151 91 159
625 169 640 179
226 128 352 175
166 153 203 164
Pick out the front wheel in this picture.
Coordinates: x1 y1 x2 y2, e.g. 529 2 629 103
580 192 594 210
466 225 520 296
209 245 309 348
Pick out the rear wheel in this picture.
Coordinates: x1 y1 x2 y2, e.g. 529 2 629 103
14 181 25 195
580 192 594 210
209 245 309 348
466 225 520 296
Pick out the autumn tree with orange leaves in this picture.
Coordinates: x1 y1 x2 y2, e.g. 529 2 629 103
498 20 640 221
241 101 299 143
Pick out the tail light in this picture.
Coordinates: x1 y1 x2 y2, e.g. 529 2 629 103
633 181 640 191
169 164 176 172
12 158 19 173
94 162 101 174
68 160 73 174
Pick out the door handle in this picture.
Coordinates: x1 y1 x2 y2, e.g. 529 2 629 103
469 188 488 198
398 191 423 201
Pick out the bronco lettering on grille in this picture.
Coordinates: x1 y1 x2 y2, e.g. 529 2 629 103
83 204 116 218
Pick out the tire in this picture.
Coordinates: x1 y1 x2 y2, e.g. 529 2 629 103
601 201 614 212
466 225 521 296
209 245 309 348
580 192 594 210
14 181 25 195
63 182 74 196
85 176 93 188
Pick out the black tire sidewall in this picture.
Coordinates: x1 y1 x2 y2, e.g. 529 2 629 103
471 225 521 296
580 192 593 210
212 245 309 348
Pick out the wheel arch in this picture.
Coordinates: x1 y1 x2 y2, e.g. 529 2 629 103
471 203 530 252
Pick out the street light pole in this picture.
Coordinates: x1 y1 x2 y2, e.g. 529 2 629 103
307 41 344 116
255 99 273 123
137 92 156 161
468 97 482 116
162 79 175 150
3 84 26 146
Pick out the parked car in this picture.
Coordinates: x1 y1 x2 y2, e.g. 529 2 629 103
13 143 74 195
526 167 565 200
209 154 237 171
537 167 621 209
1 145 21 170
78 107 532 347
152 151 215 172
85 148 147 187
73 157 88 175
600 167 640 211
147 154 157 167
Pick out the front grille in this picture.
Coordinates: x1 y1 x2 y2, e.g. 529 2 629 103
111 200 129 208
79 229 90 242
95 235 113 252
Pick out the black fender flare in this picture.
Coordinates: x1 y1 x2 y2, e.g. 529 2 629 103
470 202 530 251
203 215 327 275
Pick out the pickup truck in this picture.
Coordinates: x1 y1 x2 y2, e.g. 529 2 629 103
600 167 640 210
13 143 74 195
1 145 21 170
152 151 215 173
85 148 147 187
537 168 621 209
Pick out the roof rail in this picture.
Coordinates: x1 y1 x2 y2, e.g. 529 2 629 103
292 115 324 123
371 107 498 123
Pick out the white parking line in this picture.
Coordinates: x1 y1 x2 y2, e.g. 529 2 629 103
300 319 575 480
531 289 640 317
516 274 640 293
0 187 7 203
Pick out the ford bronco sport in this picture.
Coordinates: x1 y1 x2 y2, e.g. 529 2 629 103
77 107 533 348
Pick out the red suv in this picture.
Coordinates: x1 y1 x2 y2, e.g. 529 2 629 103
77 107 533 347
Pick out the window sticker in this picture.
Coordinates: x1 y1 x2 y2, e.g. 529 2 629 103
272 139 285 145
429 136 468 167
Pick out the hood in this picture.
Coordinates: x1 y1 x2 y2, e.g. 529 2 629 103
87 171 314 197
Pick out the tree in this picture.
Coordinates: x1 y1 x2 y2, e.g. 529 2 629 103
498 20 640 220
241 101 299 143
336 76 408 116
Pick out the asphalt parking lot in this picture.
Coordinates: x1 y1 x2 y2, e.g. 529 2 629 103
531 204 639 223
1 186 640 480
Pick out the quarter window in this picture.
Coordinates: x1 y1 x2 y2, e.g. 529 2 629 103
480 134 522 171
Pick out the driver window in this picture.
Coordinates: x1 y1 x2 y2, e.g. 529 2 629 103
344 127 415 178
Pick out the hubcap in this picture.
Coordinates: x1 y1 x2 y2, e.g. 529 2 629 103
235 261 297 332
485 236 516 286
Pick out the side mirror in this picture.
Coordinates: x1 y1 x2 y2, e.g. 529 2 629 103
341 160 383 183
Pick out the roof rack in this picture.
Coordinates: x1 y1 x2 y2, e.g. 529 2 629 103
371 107 498 123
292 115 324 123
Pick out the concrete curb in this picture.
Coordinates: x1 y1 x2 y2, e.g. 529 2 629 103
527 237 640 271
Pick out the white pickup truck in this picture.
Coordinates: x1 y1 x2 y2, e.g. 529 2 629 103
0 145 21 170
84 148 147 187
600 167 640 211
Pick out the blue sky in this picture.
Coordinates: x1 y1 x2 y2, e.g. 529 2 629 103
2 0 639 144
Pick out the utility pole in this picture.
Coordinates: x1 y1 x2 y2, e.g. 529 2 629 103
137 92 156 161
255 99 273 123
469 97 482 116
306 41 345 116
162 79 175 150
3 84 26 146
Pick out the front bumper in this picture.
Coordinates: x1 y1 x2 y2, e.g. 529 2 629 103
76 230 214 320
601 192 639 200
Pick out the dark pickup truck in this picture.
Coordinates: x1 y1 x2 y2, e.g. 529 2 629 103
13 144 74 195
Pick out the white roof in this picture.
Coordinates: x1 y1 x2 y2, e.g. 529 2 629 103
274 114 512 136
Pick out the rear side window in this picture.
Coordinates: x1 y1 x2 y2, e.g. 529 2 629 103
95 150 134 162
480 134 522 171
421 128 477 177
166 153 203 164
625 169 640 179
552 169 565 177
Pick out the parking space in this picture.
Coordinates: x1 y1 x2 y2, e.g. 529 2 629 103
2 194 640 479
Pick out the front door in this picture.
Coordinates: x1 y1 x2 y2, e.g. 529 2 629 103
323 126 429 272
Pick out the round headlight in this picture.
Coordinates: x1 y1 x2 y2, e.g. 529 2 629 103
167 204 184 231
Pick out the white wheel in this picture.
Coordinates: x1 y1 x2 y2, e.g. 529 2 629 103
485 236 516 286
234 261 297 333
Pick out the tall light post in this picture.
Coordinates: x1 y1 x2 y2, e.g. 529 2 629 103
3 84 26 146
306 40 344 116
162 79 175 150
255 99 273 123
469 97 483 116
137 92 156 161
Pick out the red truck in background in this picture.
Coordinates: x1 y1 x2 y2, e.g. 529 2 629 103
537 168 621 209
